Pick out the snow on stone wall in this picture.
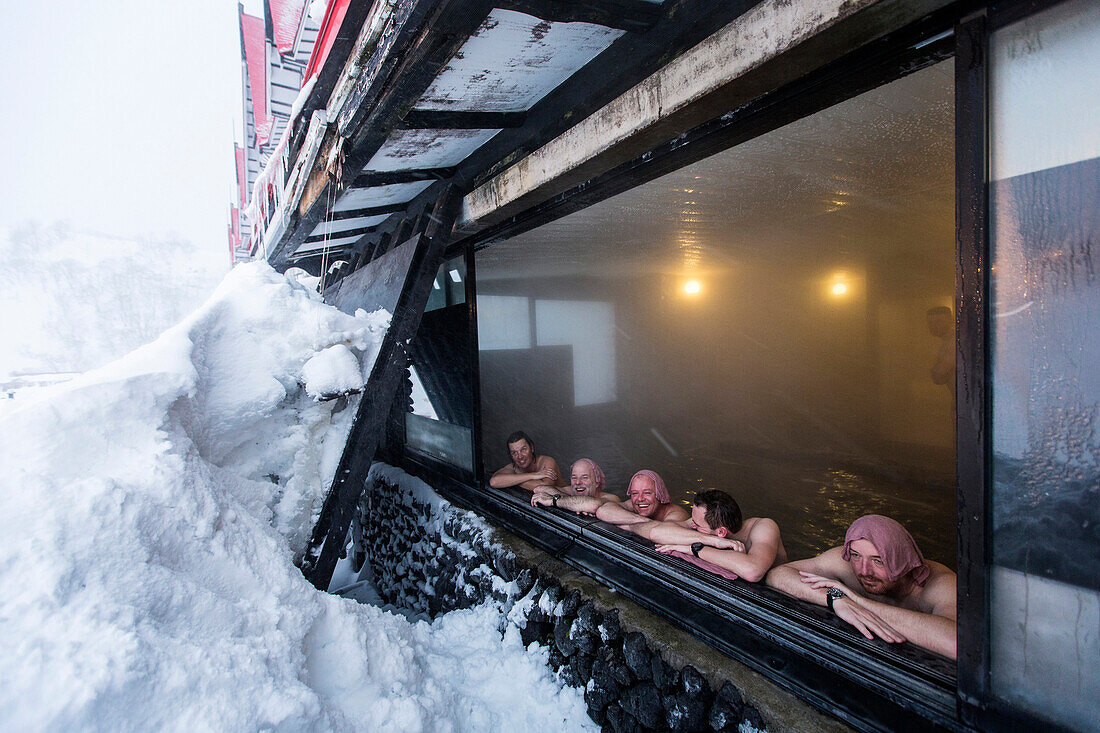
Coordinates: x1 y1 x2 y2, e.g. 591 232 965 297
357 464 767 733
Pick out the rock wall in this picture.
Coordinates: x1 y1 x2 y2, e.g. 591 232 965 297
356 464 767 733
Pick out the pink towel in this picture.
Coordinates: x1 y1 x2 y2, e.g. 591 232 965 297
667 550 740 580
842 514 930 585
631 469 670 504
572 458 605 491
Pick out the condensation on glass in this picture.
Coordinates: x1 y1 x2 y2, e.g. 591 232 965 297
989 2 1100 728
404 255 474 472
476 61 957 565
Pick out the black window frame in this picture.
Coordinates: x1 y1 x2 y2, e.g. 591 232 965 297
392 2 1084 729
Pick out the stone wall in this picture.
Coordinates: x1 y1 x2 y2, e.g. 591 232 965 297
355 464 773 733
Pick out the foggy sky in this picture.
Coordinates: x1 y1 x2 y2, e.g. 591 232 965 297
0 0 248 255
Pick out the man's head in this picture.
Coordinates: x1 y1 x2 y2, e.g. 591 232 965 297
570 459 605 495
842 515 931 596
926 306 952 338
690 489 743 537
627 470 670 518
506 430 536 471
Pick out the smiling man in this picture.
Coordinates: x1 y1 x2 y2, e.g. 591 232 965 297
532 458 621 504
488 431 567 492
765 514 957 659
532 469 686 520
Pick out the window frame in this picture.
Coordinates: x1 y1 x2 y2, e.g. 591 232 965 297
394 2 1083 728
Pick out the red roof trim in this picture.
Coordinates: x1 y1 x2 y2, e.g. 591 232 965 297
303 0 351 84
241 10 272 147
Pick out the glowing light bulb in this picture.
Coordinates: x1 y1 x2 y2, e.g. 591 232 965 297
832 282 848 296
684 279 702 295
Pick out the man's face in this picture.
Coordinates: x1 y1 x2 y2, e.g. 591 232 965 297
628 476 659 517
689 505 718 535
847 539 900 596
508 439 534 471
571 462 595 494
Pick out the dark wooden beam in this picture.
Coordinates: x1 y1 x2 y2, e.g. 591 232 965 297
495 0 662 33
398 110 526 130
352 168 455 187
450 0 736 192
338 0 499 172
301 186 461 590
304 226 376 244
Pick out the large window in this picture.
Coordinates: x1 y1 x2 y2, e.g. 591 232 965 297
476 61 957 565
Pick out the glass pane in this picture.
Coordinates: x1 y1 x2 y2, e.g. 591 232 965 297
989 1 1100 728
404 255 474 472
476 61 957 567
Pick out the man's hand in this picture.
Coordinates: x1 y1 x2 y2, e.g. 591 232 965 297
832 596 907 643
531 492 560 508
798 571 856 594
799 571 907 643
710 537 745 552
533 467 558 483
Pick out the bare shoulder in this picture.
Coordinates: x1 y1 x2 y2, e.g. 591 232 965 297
746 517 781 542
537 455 559 470
659 504 689 521
919 561 958 617
598 491 622 503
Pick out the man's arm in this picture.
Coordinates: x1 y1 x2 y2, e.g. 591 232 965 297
653 519 781 582
531 492 605 515
765 549 906 644
489 464 558 491
538 456 569 489
803 570 957 659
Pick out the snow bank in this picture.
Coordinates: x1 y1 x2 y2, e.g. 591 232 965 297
0 261 594 731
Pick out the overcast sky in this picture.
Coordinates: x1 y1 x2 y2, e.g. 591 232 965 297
0 0 251 257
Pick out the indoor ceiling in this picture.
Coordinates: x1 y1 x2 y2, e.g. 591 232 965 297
478 60 956 283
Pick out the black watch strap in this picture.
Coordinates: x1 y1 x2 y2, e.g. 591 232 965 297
826 587 845 612
551 494 560 508
690 542 704 558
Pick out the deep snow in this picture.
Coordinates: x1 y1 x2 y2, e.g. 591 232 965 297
0 262 595 731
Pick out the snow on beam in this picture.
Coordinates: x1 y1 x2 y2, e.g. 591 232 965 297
457 0 954 232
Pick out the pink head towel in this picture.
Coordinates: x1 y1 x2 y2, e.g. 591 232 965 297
630 469 670 504
571 459 605 492
842 515 931 586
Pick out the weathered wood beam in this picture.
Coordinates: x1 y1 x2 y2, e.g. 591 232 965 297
301 186 461 590
398 110 526 130
457 0 956 232
496 0 662 33
304 226 376 244
352 168 455 187
450 0 736 190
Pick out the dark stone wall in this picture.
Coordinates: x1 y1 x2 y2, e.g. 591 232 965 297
356 467 767 733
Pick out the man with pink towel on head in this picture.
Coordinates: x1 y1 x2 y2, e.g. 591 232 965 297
765 515 957 660
533 468 686 521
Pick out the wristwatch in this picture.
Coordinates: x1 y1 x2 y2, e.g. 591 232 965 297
690 542 704 558
551 494 560 508
826 587 845 612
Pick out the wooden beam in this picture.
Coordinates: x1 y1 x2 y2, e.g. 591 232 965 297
458 0 956 232
398 110 526 130
495 0 662 33
301 186 461 590
352 168 455 187
304 226 376 244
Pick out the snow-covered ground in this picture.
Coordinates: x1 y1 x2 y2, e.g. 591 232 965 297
0 262 594 731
